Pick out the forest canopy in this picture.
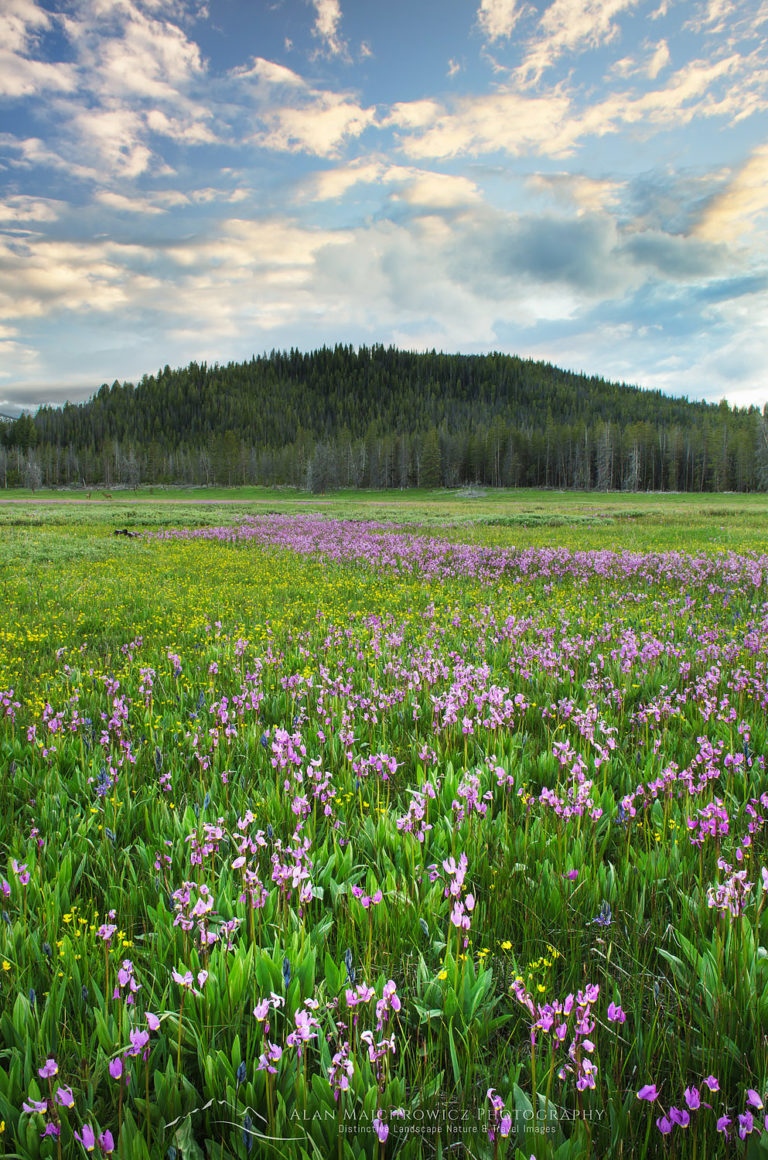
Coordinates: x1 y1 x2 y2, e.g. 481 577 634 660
2 345 767 491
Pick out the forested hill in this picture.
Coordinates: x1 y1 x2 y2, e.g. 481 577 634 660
4 344 768 491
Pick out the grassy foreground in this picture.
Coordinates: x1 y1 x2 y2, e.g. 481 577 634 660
1 491 768 1159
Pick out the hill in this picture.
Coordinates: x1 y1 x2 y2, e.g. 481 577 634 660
2 345 767 491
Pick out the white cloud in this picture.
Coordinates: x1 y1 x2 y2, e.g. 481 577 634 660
252 92 376 157
526 172 623 213
647 39 671 78
388 88 574 159
395 171 482 208
303 159 481 208
0 0 76 97
95 191 167 214
0 195 62 223
519 0 639 82
310 0 347 58
694 143 768 241
476 0 523 41
390 50 766 161
232 57 306 88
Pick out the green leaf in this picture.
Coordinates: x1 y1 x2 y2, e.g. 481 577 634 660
174 1116 206 1160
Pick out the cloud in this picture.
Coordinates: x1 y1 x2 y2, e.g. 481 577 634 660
388 89 573 159
693 143 768 242
489 213 630 294
519 0 639 82
69 107 155 178
0 232 162 321
396 172 482 208
0 0 76 97
476 0 523 42
7 0 218 181
647 39 671 78
390 49 766 162
252 91 376 157
612 38 670 79
232 57 305 88
94 191 167 214
622 229 727 278
303 159 481 208
526 172 623 213
0 195 62 224
309 0 347 58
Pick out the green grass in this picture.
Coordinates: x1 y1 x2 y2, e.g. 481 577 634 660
1 495 768 1159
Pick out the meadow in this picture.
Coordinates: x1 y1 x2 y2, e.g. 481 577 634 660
1 488 768 1159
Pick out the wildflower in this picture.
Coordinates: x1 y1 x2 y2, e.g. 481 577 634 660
656 1114 673 1135
75 1124 97 1151
257 1041 282 1074
592 900 612 926
23 1098 48 1115
607 1001 626 1023
683 1087 700 1110
99 1130 115 1154
373 1111 389 1143
126 1029 150 1058
738 1112 754 1139
108 1059 123 1080
253 998 270 1021
637 1085 659 1101
55 1085 74 1107
38 1059 58 1079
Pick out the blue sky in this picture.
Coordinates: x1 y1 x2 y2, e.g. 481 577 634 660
1 0 767 412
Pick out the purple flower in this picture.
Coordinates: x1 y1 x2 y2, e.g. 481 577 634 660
607 1001 626 1023
703 1076 720 1092
669 1107 690 1127
683 1087 700 1110
108 1058 123 1080
23 1098 48 1115
146 1011 160 1031
637 1084 658 1101
738 1111 754 1139
55 1085 75 1108
746 1089 764 1110
716 1114 731 1134
127 1029 149 1058
98 1130 115 1154
75 1124 97 1151
656 1115 673 1135
38 1058 58 1079
373 1111 389 1143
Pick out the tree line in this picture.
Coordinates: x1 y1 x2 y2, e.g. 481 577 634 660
2 344 768 491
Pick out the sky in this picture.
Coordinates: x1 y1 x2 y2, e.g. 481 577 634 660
1 0 767 415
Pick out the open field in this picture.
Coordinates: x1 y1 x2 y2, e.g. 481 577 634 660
2 491 768 1158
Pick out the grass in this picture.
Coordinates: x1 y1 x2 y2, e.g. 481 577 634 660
1 491 768 1159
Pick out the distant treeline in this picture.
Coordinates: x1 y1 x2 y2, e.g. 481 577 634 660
3 344 768 491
